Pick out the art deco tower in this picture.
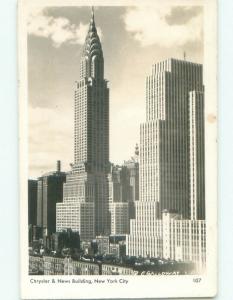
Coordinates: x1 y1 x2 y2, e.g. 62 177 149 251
75 8 109 170
127 58 206 259
56 8 110 239
140 58 205 219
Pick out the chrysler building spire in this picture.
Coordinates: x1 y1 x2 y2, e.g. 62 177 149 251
80 7 104 79
91 6 94 22
89 6 96 32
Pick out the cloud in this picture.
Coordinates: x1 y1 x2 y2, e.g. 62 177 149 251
165 6 202 25
28 8 102 48
29 106 73 177
123 6 203 47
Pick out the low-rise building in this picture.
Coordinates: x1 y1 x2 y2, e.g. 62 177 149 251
96 236 109 255
109 241 126 258
64 257 99 275
126 211 206 271
29 254 100 275
52 229 80 253
29 255 44 275
43 256 64 275
101 263 134 275
162 211 206 271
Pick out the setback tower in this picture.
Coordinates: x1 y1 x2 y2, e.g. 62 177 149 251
56 8 110 239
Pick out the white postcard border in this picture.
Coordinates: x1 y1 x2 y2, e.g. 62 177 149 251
19 0 217 298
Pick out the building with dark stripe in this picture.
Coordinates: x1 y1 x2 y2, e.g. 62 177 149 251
28 179 38 225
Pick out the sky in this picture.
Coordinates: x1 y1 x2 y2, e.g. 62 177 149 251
28 4 203 178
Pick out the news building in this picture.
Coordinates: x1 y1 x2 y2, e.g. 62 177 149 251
126 59 206 270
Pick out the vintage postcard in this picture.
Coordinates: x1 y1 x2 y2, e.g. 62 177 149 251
18 0 217 298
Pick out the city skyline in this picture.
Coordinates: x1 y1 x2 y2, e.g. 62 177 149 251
28 5 204 178
27 5 206 275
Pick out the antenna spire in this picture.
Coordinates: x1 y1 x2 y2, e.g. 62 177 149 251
183 51 186 61
88 6 96 33
91 6 94 20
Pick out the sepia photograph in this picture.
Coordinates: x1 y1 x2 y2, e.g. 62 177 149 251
19 0 217 298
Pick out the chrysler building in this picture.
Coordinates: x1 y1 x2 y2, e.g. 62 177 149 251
56 8 110 239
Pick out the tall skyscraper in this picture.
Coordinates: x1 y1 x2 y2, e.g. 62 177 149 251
56 8 110 239
36 160 66 235
140 58 205 219
127 58 206 262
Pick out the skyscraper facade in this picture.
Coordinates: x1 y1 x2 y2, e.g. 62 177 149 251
107 145 140 236
36 161 66 235
108 165 129 235
56 9 110 239
189 90 205 220
127 58 206 264
123 144 139 219
140 58 205 219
